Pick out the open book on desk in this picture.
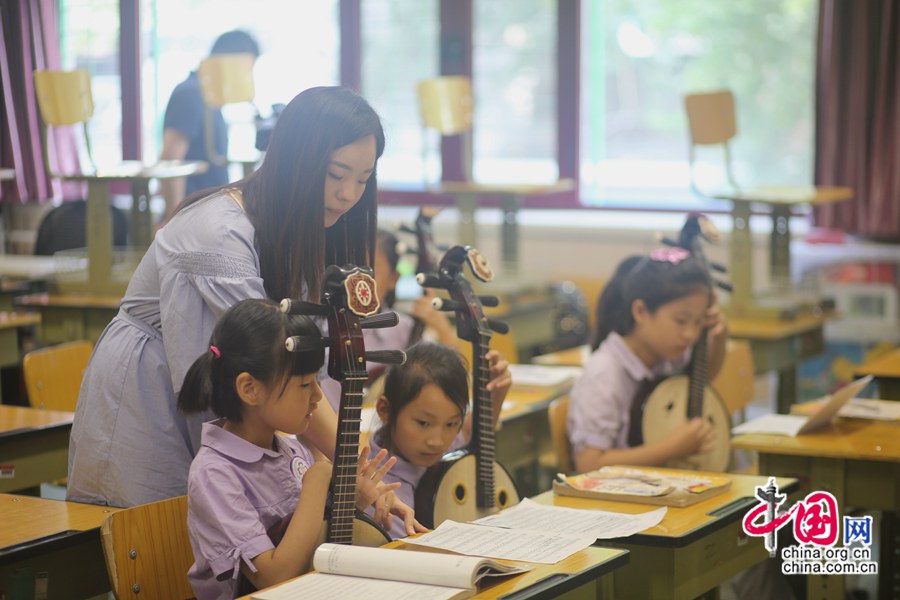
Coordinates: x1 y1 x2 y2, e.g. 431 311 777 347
732 375 874 437
507 364 582 393
553 466 732 507
251 543 530 600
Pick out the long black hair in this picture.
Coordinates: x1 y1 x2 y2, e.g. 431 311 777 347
376 228 402 307
177 86 384 303
178 299 325 422
375 342 469 452
592 252 711 350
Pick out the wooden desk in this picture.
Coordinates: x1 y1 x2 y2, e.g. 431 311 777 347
0 494 119 600
721 189 851 319
855 348 900 400
0 279 41 313
733 420 900 600
0 406 73 493
0 255 58 282
435 179 574 273
729 313 830 414
56 161 204 295
533 473 799 600
0 311 40 368
238 542 629 600
531 344 589 367
14 293 120 345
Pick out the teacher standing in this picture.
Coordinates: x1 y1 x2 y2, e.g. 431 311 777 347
67 86 383 507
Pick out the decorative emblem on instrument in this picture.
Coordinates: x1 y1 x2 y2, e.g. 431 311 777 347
465 248 493 282
344 272 379 317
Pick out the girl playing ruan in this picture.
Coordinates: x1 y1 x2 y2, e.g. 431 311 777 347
568 247 729 473
371 342 512 539
178 299 414 599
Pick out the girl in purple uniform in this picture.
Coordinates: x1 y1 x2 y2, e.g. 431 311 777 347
370 342 511 539
178 299 418 599
567 248 729 473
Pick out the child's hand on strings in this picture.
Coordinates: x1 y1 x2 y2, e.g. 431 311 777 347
485 350 512 407
354 447 400 511
371 491 429 536
704 293 728 342
666 417 716 458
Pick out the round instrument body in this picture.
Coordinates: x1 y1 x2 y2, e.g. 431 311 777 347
641 375 732 472
415 451 520 529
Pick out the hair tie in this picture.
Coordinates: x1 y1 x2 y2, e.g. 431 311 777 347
209 345 221 359
649 246 691 265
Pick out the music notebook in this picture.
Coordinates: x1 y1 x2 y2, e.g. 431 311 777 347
251 543 529 600
553 465 731 507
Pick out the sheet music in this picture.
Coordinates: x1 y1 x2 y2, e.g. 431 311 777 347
405 520 596 564
252 573 465 600
472 498 667 539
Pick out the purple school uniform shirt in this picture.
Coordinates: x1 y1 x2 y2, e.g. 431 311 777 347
567 332 690 455
365 431 465 540
186 420 316 600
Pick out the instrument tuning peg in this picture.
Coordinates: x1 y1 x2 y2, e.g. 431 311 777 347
432 297 462 312
367 350 407 366
659 236 679 247
279 298 329 316
285 335 330 352
714 280 733 293
416 272 449 290
478 295 500 307
436 243 450 252
709 261 727 273
487 319 509 335
398 224 417 235
361 311 400 329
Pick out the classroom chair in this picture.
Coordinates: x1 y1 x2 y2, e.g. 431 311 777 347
196 53 256 169
101 495 195 600
710 339 756 419
23 340 93 412
417 75 474 184
547 395 573 474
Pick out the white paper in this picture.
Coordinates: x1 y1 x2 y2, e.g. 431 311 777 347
507 364 583 388
472 498 667 539
252 572 465 600
731 414 807 436
405 520 596 564
835 398 900 421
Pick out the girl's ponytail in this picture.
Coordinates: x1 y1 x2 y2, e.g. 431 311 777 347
177 348 217 415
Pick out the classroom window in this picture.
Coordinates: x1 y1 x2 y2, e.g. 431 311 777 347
59 0 121 167
581 0 818 209
361 0 439 188
144 0 340 167
472 0 559 185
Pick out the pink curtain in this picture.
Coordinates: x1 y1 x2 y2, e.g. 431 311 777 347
814 0 900 239
0 0 82 204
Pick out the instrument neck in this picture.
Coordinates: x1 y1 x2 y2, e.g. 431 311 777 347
471 332 496 508
687 330 708 419
328 374 366 544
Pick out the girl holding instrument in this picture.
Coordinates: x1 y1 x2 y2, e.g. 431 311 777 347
370 342 512 539
568 247 729 473
178 299 417 599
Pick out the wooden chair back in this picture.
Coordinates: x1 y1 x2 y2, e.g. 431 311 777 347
23 341 93 412
683 90 736 145
33 69 96 173
417 76 473 135
547 395 573 474
710 339 756 415
101 495 195 600
197 54 255 108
